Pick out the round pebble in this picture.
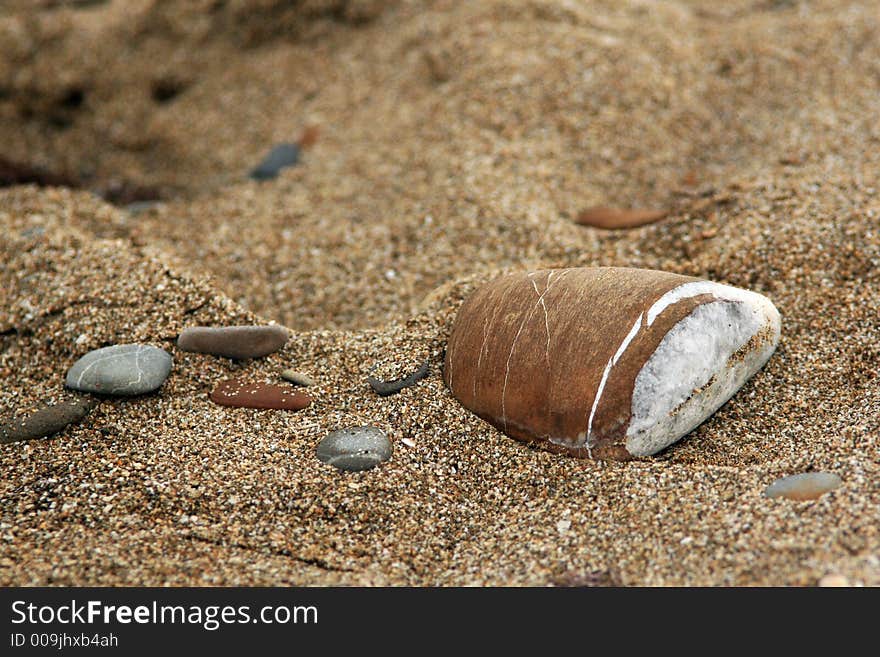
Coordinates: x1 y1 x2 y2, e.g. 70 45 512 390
0 395 96 444
65 344 172 396
316 426 392 472
209 380 311 410
280 369 316 387
763 472 842 500
178 325 289 360
249 143 300 180
818 573 851 587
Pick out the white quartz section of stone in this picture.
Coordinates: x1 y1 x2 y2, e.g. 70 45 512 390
625 283 780 457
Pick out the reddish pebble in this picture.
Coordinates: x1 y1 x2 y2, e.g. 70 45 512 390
209 380 312 410
574 206 668 229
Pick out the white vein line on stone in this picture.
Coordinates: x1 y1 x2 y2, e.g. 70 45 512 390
646 282 720 326
537 272 553 369
474 305 500 404
585 312 644 451
500 270 567 431
75 348 134 389
121 344 145 394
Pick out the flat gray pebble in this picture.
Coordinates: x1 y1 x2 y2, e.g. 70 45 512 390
764 472 842 500
178 325 289 360
316 426 392 472
0 395 96 444
66 344 172 395
249 143 300 180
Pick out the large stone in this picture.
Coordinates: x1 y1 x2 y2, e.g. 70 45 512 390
178 325 289 360
444 267 781 460
66 344 173 396
316 426 392 472
0 395 96 444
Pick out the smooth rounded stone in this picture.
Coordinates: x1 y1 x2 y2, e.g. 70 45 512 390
764 472 842 501
249 143 300 180
444 267 781 460
0 395 96 444
575 207 668 230
177 325 289 360
280 369 316 387
66 344 172 396
818 574 851 587
209 380 311 410
316 426 392 472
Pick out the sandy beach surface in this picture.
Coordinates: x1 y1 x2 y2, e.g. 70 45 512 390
1 0 878 586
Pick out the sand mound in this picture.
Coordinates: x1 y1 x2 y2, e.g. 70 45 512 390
1 0 879 585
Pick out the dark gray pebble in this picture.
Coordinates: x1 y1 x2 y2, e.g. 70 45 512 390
316 426 392 472
249 143 300 180
368 361 430 396
1 395 96 444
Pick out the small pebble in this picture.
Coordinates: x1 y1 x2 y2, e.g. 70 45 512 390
125 200 161 214
368 360 430 396
209 380 311 410
280 369 316 387
0 395 96 444
763 472 842 500
818 573 851 587
316 426 392 472
249 143 300 180
178 325 289 360
66 344 172 395
574 206 668 229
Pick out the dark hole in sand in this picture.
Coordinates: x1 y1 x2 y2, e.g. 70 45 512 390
0 156 78 188
60 87 85 109
151 78 187 104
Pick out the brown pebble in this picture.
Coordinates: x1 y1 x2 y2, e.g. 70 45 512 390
178 325 289 360
298 125 320 149
209 380 311 410
574 206 668 229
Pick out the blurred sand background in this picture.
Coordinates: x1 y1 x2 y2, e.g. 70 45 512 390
0 0 878 585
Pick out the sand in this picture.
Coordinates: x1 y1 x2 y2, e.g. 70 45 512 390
1 0 879 586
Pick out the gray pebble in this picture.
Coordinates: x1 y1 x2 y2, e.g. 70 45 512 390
764 472 842 500
280 369 316 386
125 200 161 214
66 344 172 395
178 325 289 360
316 426 392 472
249 143 300 181
0 395 96 444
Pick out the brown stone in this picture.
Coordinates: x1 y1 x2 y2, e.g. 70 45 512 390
443 267 780 460
178 325 289 360
574 206 667 229
209 380 311 410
